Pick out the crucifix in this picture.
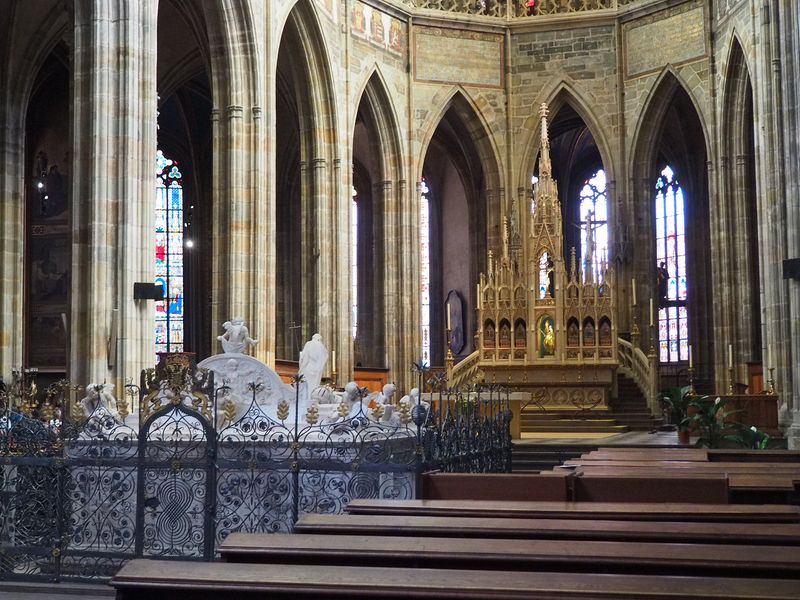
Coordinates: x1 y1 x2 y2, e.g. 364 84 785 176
573 210 607 284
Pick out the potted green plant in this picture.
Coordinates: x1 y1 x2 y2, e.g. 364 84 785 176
662 386 694 445
686 396 742 448
735 424 771 449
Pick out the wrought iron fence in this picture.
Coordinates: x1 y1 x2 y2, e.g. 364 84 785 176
0 367 510 582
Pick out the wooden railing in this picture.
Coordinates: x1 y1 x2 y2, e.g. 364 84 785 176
618 338 658 417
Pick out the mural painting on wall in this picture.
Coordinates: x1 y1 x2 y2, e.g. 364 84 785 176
28 314 67 367
28 233 69 368
538 315 556 358
30 235 69 305
315 0 337 22
351 1 404 56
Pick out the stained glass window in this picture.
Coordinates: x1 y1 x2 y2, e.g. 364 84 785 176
420 179 431 366
351 186 358 339
155 150 184 357
579 169 608 283
655 165 688 363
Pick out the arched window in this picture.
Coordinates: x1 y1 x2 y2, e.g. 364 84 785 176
420 178 431 365
351 186 358 339
579 169 608 283
155 150 184 356
655 165 688 363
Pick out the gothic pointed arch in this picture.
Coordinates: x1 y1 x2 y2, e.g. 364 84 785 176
720 36 761 370
518 82 614 189
275 0 340 361
0 1 72 375
630 68 713 389
156 0 216 360
419 89 501 365
351 69 405 369
519 86 611 280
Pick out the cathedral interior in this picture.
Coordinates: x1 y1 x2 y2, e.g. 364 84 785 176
1 0 800 593
1 0 798 444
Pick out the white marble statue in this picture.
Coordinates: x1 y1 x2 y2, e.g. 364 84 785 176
80 383 116 418
382 383 397 405
298 333 328 395
218 317 258 354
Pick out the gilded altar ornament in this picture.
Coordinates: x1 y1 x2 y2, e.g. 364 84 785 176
337 399 349 418
370 401 385 421
277 398 290 421
222 396 237 424
305 404 319 426
398 400 412 425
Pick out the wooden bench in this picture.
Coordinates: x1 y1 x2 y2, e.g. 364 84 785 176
345 498 800 522
571 473 730 503
420 471 569 501
111 559 800 599
294 512 800 545
217 532 800 579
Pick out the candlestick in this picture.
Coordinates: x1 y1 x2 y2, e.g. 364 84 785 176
631 278 637 306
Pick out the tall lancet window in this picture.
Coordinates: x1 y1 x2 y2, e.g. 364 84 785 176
351 186 358 339
655 165 688 363
420 178 431 365
155 150 184 356
579 169 608 283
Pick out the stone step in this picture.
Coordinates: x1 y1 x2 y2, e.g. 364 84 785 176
524 423 630 433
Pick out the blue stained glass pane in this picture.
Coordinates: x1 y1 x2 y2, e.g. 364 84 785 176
655 165 690 363
154 151 185 360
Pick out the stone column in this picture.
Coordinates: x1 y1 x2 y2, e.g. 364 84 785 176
0 95 24 374
70 0 157 387
776 0 800 447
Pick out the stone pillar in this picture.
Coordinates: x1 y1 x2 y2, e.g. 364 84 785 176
776 0 800 447
70 0 157 386
0 98 24 374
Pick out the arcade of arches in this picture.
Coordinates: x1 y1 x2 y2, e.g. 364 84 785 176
1 0 799 447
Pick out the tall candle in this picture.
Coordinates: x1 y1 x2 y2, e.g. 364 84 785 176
688 345 693 369
768 344 773 368
447 303 451 330
476 283 481 301
631 278 637 306
728 344 733 369
332 350 336 372
649 299 654 327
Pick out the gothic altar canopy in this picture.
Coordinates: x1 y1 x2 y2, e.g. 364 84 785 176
462 104 618 408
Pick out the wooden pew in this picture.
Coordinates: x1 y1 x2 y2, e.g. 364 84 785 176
345 498 800 522
217 532 800 579
112 559 800 599
571 473 729 503
294 513 800 545
420 471 569 501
